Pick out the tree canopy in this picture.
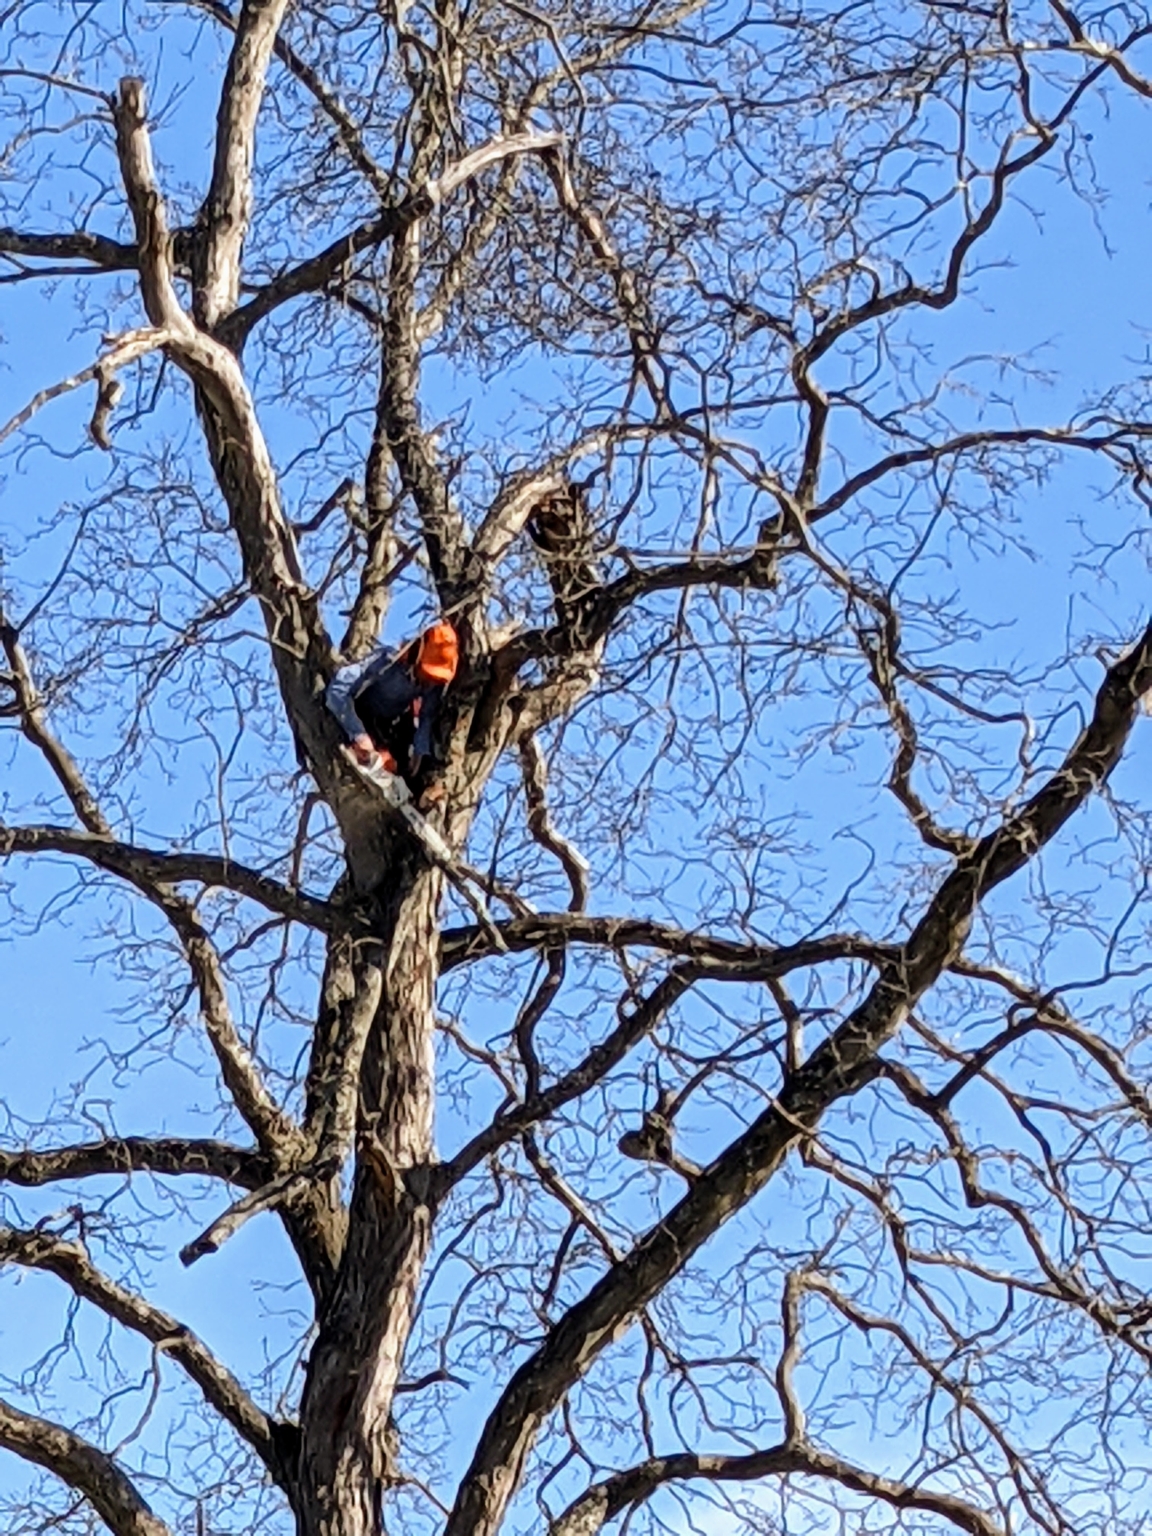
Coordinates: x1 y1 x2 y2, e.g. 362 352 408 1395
3 3 1152 1535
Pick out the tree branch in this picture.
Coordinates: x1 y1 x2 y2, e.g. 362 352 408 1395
0 616 113 834
178 1169 314 1266
166 0 394 201
0 601 300 1158
0 1396 172 1536
518 735 590 912
1048 1 1152 98
0 324 171 453
0 822 345 934
111 76 355 839
549 1441 1004 1536
440 914 889 973
855 607 974 855
0 1137 271 1190
807 1274 1057 1522
0 1226 289 1482
542 147 670 415
195 0 293 326
813 422 1152 523
372 129 563 611
302 935 385 1164
339 377 398 662
949 957 1152 1128
155 890 302 1156
220 129 562 348
0 228 139 272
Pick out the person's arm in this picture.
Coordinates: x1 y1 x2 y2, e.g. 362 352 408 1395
325 660 370 741
327 646 395 747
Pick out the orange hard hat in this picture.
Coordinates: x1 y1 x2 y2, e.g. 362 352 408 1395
414 621 458 684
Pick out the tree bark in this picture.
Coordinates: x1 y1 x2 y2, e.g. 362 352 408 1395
295 868 441 1535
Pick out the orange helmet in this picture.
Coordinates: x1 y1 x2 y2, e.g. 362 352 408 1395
414 621 458 684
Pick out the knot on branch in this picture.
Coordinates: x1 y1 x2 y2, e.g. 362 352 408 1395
618 1087 701 1181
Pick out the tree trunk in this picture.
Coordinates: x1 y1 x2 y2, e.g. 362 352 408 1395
295 867 441 1535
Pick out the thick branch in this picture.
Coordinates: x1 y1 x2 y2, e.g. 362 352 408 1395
171 0 394 201
112 76 357 846
0 822 345 933
497 541 786 682
0 1396 171 1536
339 378 397 661
218 205 405 346
0 228 139 271
440 914 888 973
380 216 470 602
0 1226 289 1480
551 1443 1003 1536
303 936 386 1162
0 1137 271 1190
196 0 292 325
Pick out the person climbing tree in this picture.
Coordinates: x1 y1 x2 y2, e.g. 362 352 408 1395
326 620 458 801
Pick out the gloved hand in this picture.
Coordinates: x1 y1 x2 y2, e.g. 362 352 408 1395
352 734 396 773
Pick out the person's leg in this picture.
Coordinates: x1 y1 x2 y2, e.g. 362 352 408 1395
384 711 417 791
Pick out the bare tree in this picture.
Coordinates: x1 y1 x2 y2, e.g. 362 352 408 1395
3 3 1152 1535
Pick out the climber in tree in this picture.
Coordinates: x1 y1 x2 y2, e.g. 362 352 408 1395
327 620 459 803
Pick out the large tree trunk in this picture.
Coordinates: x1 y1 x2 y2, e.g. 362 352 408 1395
295 868 442 1535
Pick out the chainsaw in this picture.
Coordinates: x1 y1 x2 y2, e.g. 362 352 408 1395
342 747 504 944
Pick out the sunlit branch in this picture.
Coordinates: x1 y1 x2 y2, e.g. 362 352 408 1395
0 1137 271 1190
220 129 562 347
0 822 345 934
0 1225 291 1480
0 1396 172 1536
